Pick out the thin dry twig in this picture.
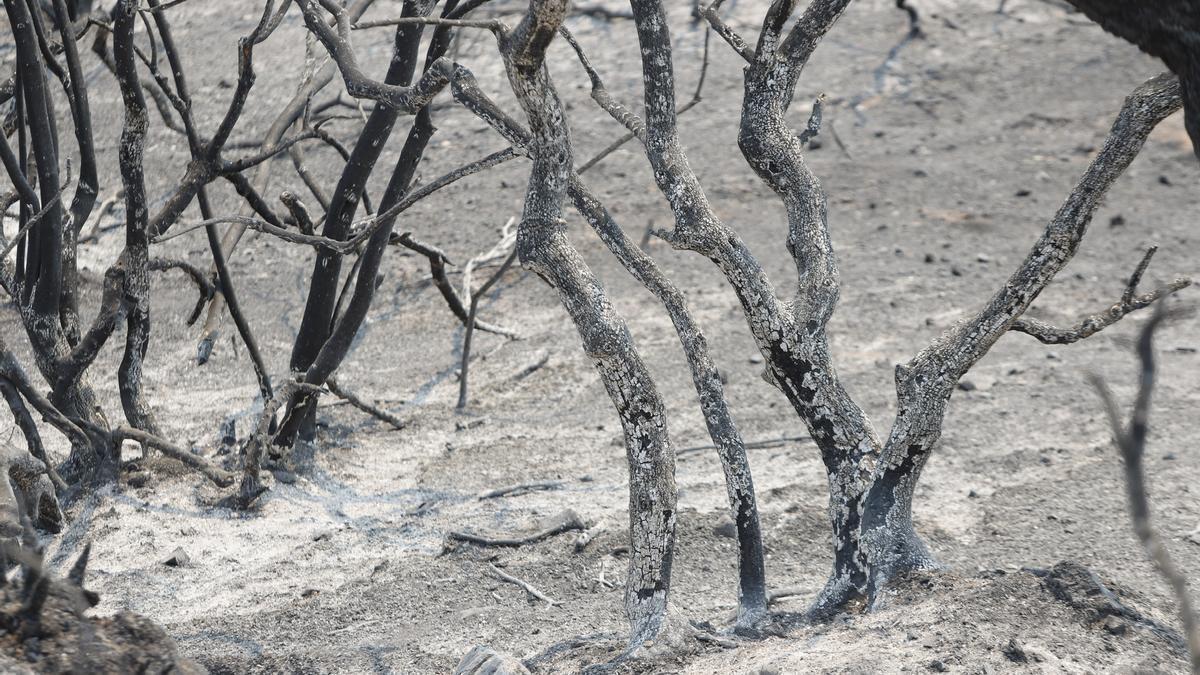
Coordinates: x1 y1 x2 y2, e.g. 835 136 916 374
488 563 560 607
1012 247 1190 344
448 509 585 548
325 377 405 430
478 480 564 500
457 248 519 410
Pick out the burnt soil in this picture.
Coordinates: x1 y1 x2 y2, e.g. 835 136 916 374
3 0 1200 672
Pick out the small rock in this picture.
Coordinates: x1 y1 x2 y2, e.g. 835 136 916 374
454 645 530 674
924 253 936 263
950 266 963 277
1002 638 1028 663
272 469 298 484
914 169 928 177
1109 214 1126 227
968 490 978 498
957 380 976 392
1103 615 1127 635
163 547 190 568
301 588 320 598
928 660 949 672
1163 453 1178 460
1158 175 1172 186
749 353 764 365
455 418 486 432
1015 189 1031 197
976 253 991 263
127 471 151 488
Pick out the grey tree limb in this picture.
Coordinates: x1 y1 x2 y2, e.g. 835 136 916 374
497 0 682 651
633 0 880 616
1010 246 1190 345
861 73 1185 599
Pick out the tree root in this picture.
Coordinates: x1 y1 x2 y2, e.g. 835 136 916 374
112 426 234 487
579 609 735 674
518 633 616 671
720 585 849 636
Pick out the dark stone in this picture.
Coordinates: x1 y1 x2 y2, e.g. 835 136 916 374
1002 638 1028 663
162 548 190 568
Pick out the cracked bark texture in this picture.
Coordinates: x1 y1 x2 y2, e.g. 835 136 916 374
570 182 768 629
629 0 880 613
860 73 1185 598
434 48 767 628
501 0 678 648
112 0 162 439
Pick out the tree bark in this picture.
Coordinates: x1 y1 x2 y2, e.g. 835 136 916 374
502 0 679 648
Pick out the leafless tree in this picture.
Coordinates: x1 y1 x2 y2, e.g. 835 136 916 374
292 0 1190 658
2 0 1194 666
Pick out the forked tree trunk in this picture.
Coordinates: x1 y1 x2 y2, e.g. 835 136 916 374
859 73 1185 598
281 1 432 446
627 0 884 614
501 0 679 648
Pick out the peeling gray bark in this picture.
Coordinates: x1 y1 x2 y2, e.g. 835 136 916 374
1 441 63 535
629 0 880 614
500 0 678 648
622 0 1186 615
112 0 162 439
432 45 768 627
569 182 768 629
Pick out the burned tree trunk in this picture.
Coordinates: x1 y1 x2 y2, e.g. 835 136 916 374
628 0 881 614
111 0 161 439
500 0 680 649
859 72 1187 598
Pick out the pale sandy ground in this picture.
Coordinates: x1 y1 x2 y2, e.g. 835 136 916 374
4 0 1200 672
